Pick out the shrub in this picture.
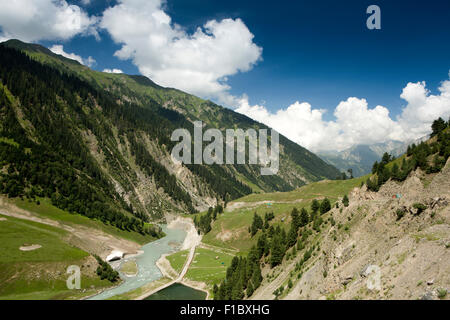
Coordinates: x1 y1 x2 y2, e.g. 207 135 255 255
437 288 447 299
343 195 349 207
412 203 427 215
396 209 406 220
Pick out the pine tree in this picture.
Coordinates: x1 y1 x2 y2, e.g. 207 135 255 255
300 208 309 227
287 225 297 248
320 198 331 214
291 207 300 230
342 195 349 207
311 199 320 214
246 281 254 297
270 234 284 267
431 117 446 137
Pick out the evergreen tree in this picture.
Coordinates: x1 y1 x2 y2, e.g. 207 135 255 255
342 195 349 207
250 212 264 236
311 199 320 214
287 225 298 248
291 207 301 230
372 161 379 174
300 208 309 227
320 198 331 214
270 233 285 267
431 117 446 137
246 281 254 297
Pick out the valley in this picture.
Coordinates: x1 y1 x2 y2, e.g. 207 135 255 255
161 157 449 300
0 39 448 301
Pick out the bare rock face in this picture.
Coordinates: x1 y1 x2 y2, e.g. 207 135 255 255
276 161 450 301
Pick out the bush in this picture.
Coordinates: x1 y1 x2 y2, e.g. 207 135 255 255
343 195 349 207
396 209 406 220
437 288 447 299
412 203 427 215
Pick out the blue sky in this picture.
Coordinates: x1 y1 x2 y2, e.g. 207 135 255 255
169 0 450 118
54 0 450 117
0 0 449 151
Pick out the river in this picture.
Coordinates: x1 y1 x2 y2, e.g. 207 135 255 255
89 224 187 300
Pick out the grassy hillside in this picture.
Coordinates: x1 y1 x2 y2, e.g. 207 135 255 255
0 214 115 300
11 197 159 245
198 176 367 253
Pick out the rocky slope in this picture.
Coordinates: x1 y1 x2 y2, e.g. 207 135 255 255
252 160 450 300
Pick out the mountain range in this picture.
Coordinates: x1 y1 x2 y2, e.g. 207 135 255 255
0 39 340 223
318 138 428 177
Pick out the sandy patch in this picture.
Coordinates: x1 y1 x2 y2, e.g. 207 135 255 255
226 199 303 212
216 229 233 241
156 254 179 279
120 260 139 277
167 216 202 250
0 217 7 221
19 244 42 251
168 240 182 249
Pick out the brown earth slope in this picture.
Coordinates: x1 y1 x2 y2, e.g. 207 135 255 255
252 160 450 300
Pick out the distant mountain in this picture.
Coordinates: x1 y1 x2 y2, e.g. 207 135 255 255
318 138 429 177
0 40 340 225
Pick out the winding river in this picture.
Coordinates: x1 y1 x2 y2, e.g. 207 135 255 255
89 224 187 300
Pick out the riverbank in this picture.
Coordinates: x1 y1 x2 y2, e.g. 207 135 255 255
136 216 210 300
87 223 187 300
167 216 202 250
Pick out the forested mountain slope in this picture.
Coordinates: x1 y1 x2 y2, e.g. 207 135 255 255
0 40 339 228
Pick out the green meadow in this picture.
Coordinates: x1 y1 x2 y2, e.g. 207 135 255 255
184 248 234 286
0 214 113 300
166 250 189 274
200 176 368 252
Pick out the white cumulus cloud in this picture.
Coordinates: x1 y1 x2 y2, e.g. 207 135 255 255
49 44 96 67
103 68 123 74
0 0 97 42
100 0 262 105
236 74 450 152
396 80 450 140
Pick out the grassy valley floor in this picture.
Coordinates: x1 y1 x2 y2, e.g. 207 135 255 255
0 196 161 299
